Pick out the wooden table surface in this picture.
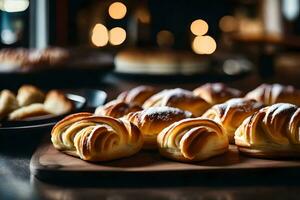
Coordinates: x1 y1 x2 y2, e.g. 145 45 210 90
1 73 300 200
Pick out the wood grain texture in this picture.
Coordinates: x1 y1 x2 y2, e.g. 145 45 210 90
30 143 300 183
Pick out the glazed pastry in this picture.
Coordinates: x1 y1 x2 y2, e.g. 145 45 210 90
124 106 192 149
0 90 18 120
245 83 300 106
8 103 51 120
235 103 300 158
193 83 242 105
202 98 263 143
51 112 143 161
95 100 142 118
143 88 210 117
16 84 45 107
44 90 73 115
157 118 228 162
117 85 156 106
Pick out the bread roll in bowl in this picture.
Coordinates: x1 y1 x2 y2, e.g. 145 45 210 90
235 103 300 158
157 118 228 162
124 106 192 149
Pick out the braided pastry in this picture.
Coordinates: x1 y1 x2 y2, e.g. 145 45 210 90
202 98 263 143
51 112 143 161
143 88 210 117
95 100 142 118
245 83 300 106
193 83 242 105
157 118 228 162
235 103 300 158
124 106 192 149
117 85 156 106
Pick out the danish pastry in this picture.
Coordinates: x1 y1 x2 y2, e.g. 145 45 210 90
0 90 18 120
8 103 51 120
16 84 45 107
51 112 143 161
157 118 228 162
202 98 263 143
193 83 242 105
124 106 192 149
235 103 300 158
95 100 142 118
117 85 156 106
44 90 73 115
143 88 210 117
245 83 300 106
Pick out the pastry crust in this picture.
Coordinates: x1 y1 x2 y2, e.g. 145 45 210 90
0 90 18 120
245 83 300 106
193 83 242 105
95 100 142 118
157 118 228 162
143 88 211 117
44 90 73 115
8 103 51 121
235 103 300 158
51 113 143 161
202 98 263 143
124 106 192 149
117 85 156 106
17 84 45 107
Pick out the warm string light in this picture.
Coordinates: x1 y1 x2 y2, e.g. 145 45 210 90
91 23 109 47
109 27 126 45
190 19 217 55
108 2 127 19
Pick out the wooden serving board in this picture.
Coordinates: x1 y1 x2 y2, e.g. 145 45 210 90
30 143 300 184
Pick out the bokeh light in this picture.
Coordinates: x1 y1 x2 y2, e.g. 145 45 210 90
190 19 209 36
219 16 238 32
91 23 109 47
192 35 217 55
109 27 126 45
0 0 29 12
108 2 127 20
156 30 174 48
136 7 151 23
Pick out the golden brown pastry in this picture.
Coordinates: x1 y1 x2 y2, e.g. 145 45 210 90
193 83 242 105
235 103 300 158
16 84 45 107
51 112 143 161
202 98 263 143
44 90 73 115
95 100 142 118
117 85 156 106
245 83 300 106
124 106 192 149
0 90 18 120
143 88 210 117
157 118 228 162
8 103 51 120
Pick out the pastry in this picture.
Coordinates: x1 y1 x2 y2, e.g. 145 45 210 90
0 90 18 120
202 98 263 143
124 106 192 149
95 100 142 118
245 83 300 106
51 112 143 161
16 84 45 107
143 88 211 117
117 85 157 106
193 83 242 105
235 103 300 158
44 90 73 115
8 103 51 120
157 118 228 162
